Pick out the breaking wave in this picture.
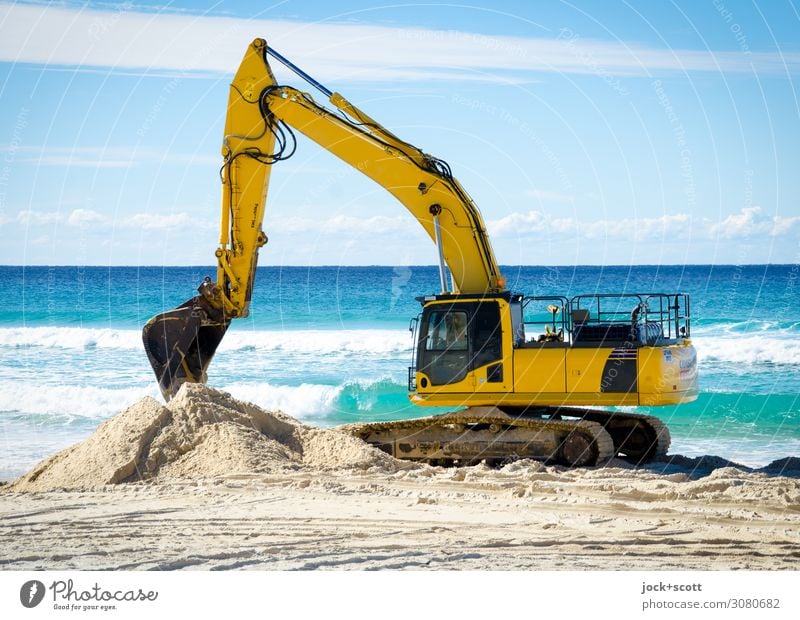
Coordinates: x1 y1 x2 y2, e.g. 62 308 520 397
0 382 158 419
0 326 412 355
693 335 800 366
0 377 415 424
3 326 799 367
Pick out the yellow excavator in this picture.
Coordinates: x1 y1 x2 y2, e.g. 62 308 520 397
143 39 698 467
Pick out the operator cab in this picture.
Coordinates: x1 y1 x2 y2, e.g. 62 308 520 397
409 292 696 408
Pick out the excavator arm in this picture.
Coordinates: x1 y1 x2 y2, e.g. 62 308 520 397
143 38 504 399
142 39 691 469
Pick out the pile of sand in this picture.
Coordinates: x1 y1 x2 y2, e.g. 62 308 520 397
10 384 407 492
10 383 800 495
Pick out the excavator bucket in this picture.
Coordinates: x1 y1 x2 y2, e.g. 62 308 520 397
142 296 230 401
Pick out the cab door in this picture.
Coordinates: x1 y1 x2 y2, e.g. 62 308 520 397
469 301 512 393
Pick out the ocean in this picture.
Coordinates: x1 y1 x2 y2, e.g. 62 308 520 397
1 264 798 479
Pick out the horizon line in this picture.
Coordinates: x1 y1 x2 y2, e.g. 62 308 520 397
1 263 795 269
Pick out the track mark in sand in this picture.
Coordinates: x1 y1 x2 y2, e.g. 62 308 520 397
380 552 485 570
642 528 694 536
477 539 523 549
149 549 258 571
0 555 42 566
0 504 95 522
631 525 662 533
294 549 428 570
588 517 614 524
210 558 272 570
106 508 185 522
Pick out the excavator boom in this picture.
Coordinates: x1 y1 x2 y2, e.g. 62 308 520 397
143 38 504 399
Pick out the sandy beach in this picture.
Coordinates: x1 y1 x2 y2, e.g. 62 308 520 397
2 385 799 571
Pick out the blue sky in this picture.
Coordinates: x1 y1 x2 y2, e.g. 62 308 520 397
0 0 798 266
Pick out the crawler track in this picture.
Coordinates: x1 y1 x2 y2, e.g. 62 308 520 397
343 406 669 468
342 407 615 467
579 409 671 464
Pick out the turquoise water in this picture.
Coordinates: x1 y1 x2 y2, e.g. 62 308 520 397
1 264 798 478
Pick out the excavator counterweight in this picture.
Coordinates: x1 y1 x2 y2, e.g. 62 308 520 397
142 39 697 467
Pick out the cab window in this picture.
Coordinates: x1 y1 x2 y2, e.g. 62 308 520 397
420 310 470 385
425 311 468 351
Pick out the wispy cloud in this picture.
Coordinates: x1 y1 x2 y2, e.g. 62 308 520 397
16 208 104 227
67 208 106 225
489 210 576 237
122 212 212 230
16 210 63 225
489 208 796 242
581 213 695 241
0 145 218 169
709 206 800 239
273 214 414 235
12 208 213 231
12 205 795 242
0 2 797 83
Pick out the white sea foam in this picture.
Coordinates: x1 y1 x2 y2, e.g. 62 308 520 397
4 326 798 368
0 327 142 350
226 329 411 355
694 335 800 366
221 377 408 420
0 326 412 355
0 375 406 422
0 382 158 418
221 381 344 419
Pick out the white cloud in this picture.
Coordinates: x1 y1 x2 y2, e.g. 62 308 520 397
488 209 800 242
67 208 107 226
0 145 218 169
710 206 765 238
267 209 800 243
613 213 694 241
710 206 800 239
122 212 212 230
771 214 800 236
0 3 797 82
16 210 63 225
490 210 548 236
488 211 578 237
327 214 412 234
123 212 190 230
10 202 799 252
580 213 692 241
274 214 413 235
16 208 110 226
